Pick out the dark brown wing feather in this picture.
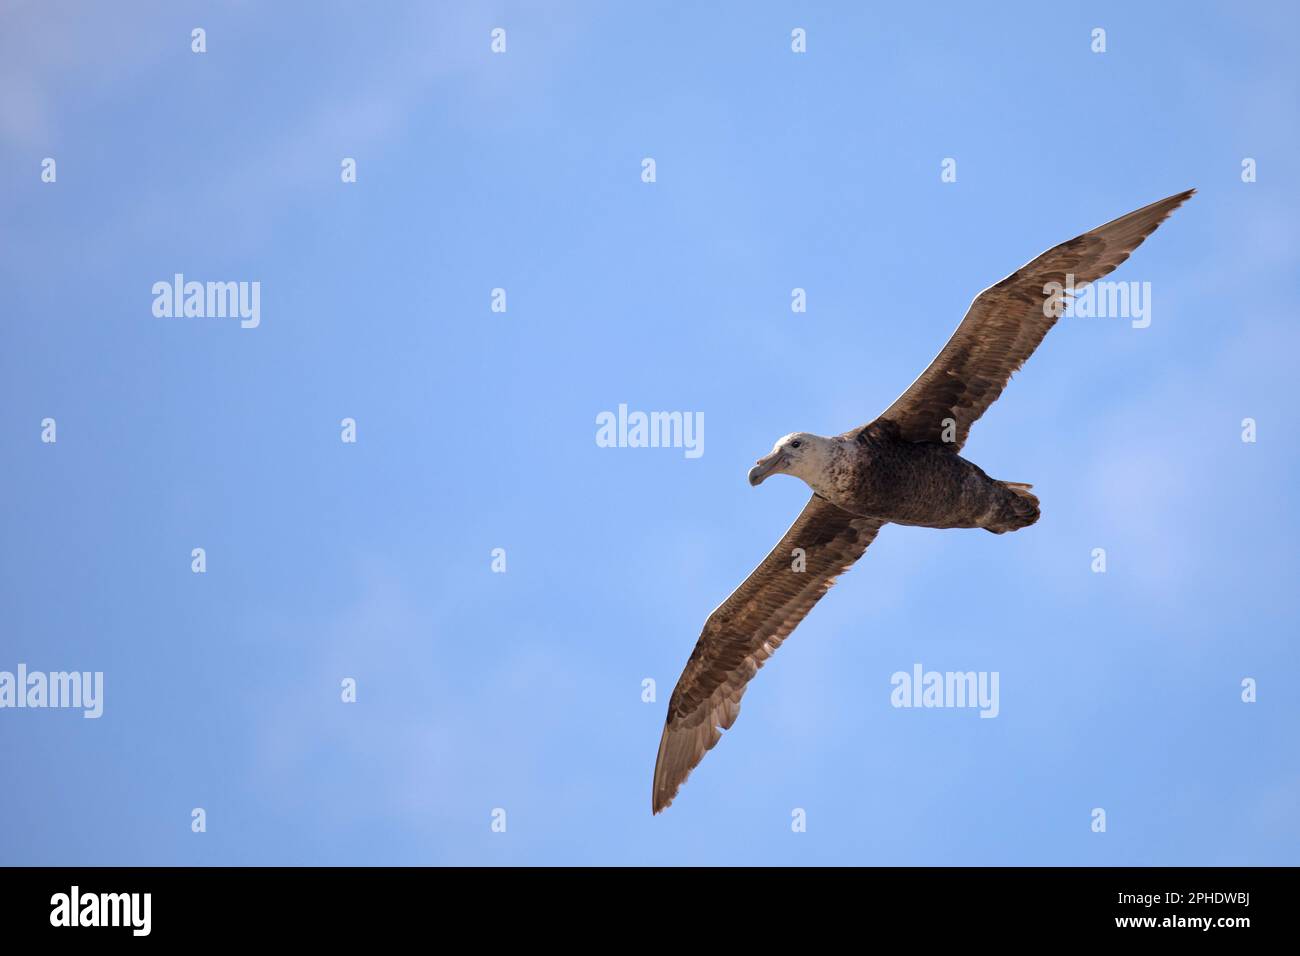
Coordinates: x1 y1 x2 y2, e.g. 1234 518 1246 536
868 189 1194 450
652 497 885 813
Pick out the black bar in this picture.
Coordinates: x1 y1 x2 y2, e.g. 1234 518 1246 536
0 866 1275 940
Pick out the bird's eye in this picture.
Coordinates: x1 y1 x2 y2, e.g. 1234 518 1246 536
790 440 802 449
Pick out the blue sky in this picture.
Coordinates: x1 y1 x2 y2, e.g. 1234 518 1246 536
1 1 1297 865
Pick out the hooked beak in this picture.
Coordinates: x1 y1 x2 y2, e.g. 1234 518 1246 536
748 450 788 486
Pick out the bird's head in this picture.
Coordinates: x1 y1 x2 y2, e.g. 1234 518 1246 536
748 432 835 487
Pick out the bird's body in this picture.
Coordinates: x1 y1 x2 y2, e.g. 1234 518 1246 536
652 189 1194 814
789 421 1039 533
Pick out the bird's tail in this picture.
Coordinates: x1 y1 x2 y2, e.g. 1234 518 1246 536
985 482 1040 534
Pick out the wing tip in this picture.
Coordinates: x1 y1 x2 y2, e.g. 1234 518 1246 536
651 768 681 815
651 723 680 815
1149 187 1196 220
1133 187 1196 241
1124 187 1196 228
651 713 720 815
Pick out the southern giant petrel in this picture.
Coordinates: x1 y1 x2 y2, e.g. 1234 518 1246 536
653 190 1194 813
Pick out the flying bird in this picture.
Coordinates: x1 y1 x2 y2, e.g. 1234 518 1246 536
652 189 1194 813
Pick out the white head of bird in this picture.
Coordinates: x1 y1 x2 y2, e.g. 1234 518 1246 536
747 432 840 490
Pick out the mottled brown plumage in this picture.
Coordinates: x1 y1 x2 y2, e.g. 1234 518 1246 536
652 190 1193 814
870 190 1196 451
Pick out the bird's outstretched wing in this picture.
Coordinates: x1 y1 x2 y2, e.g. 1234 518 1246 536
868 189 1194 451
652 496 885 813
